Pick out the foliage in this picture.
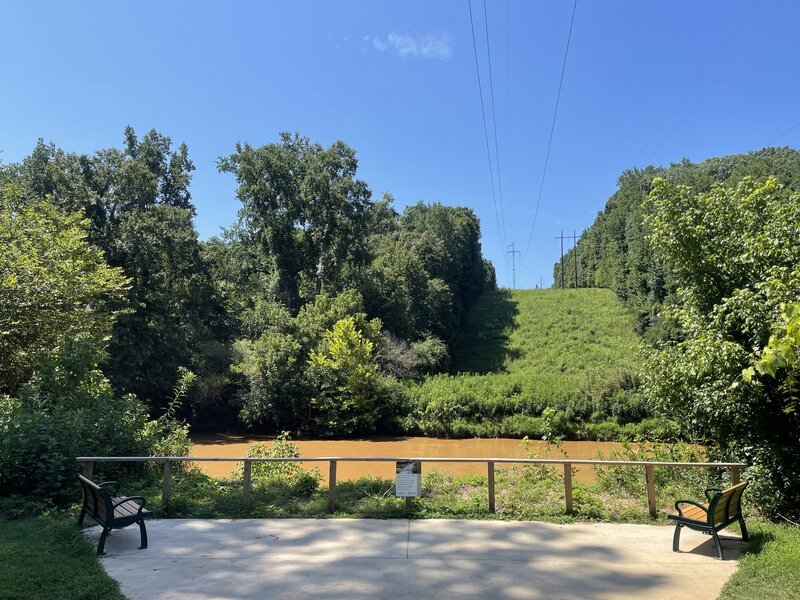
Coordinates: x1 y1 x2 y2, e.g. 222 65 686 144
233 433 320 496
107 203 230 410
408 288 657 441
742 303 800 414
0 517 126 600
0 185 129 394
643 176 800 518
0 336 151 506
234 290 384 430
555 147 800 336
219 134 374 310
4 129 232 414
308 317 385 436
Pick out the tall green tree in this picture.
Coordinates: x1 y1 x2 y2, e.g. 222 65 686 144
6 129 229 409
643 176 800 517
0 185 129 394
219 133 373 310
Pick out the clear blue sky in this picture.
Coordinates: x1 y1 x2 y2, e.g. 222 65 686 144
2 0 798 288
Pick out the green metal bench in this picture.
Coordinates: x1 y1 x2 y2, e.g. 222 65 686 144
668 481 748 560
78 475 150 555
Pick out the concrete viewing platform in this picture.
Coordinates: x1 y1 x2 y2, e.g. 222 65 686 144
86 519 747 599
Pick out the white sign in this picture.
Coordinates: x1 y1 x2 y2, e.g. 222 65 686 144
396 461 421 497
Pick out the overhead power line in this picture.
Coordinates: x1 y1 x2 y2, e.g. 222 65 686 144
629 0 762 167
522 0 578 260
467 0 507 259
765 119 800 147
482 0 508 243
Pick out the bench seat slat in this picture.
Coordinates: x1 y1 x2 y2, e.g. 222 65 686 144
680 504 708 521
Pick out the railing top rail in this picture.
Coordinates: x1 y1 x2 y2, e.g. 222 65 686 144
76 456 747 468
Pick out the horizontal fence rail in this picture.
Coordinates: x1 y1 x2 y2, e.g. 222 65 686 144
77 456 746 518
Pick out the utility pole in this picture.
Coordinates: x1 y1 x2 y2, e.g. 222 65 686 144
555 230 580 289
555 231 565 289
571 230 579 289
507 242 520 289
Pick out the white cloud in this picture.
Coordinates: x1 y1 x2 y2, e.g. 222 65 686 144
370 32 452 60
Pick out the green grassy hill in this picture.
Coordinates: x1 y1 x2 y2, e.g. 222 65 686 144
408 289 671 440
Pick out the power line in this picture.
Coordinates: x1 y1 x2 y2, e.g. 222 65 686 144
629 0 762 167
482 0 508 244
766 119 800 147
467 0 507 260
522 0 578 260
643 0 780 164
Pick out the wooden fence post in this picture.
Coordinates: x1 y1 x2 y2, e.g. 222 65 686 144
488 462 496 514
242 460 252 511
645 465 656 518
731 465 741 485
82 461 94 480
162 460 172 507
328 460 337 513
563 463 573 514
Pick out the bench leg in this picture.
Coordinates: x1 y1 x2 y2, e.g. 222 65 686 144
672 524 682 552
711 530 724 560
739 517 749 542
138 520 148 550
97 527 110 555
77 509 85 528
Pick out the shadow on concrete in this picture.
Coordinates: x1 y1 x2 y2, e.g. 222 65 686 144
85 519 743 600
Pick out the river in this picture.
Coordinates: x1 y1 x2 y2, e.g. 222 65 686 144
190 434 635 483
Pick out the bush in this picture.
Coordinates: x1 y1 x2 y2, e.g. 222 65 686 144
0 336 191 507
233 433 320 497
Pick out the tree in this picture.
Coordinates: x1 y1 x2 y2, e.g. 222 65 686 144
233 290 382 430
7 129 230 410
308 317 383 436
643 176 800 517
107 204 229 407
219 133 374 310
0 185 129 394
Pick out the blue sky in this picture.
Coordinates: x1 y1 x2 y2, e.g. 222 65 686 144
2 0 798 289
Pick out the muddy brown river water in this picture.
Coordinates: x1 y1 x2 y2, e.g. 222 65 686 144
190 435 635 483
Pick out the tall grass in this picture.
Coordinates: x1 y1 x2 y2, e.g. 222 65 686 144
407 289 672 440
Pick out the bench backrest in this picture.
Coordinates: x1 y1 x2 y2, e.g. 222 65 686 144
708 482 748 526
78 475 113 523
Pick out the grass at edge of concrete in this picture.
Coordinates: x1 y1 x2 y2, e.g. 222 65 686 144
0 517 127 600
718 521 800 600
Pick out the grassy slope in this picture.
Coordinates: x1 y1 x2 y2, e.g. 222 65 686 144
452 288 640 377
409 288 648 438
0 517 126 600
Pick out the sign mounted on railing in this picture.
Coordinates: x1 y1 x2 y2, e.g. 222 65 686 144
396 461 421 497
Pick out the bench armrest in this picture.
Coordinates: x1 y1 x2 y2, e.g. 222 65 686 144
674 499 708 517
113 496 147 515
704 487 722 502
98 481 119 495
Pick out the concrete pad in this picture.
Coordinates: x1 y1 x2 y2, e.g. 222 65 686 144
86 519 746 600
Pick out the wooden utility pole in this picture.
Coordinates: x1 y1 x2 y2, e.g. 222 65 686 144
556 231 565 289
556 230 580 289
507 242 520 289
571 230 579 288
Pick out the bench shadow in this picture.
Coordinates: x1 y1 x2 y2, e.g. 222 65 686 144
450 289 519 374
678 531 750 561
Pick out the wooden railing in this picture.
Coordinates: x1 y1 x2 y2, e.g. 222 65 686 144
76 456 746 518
